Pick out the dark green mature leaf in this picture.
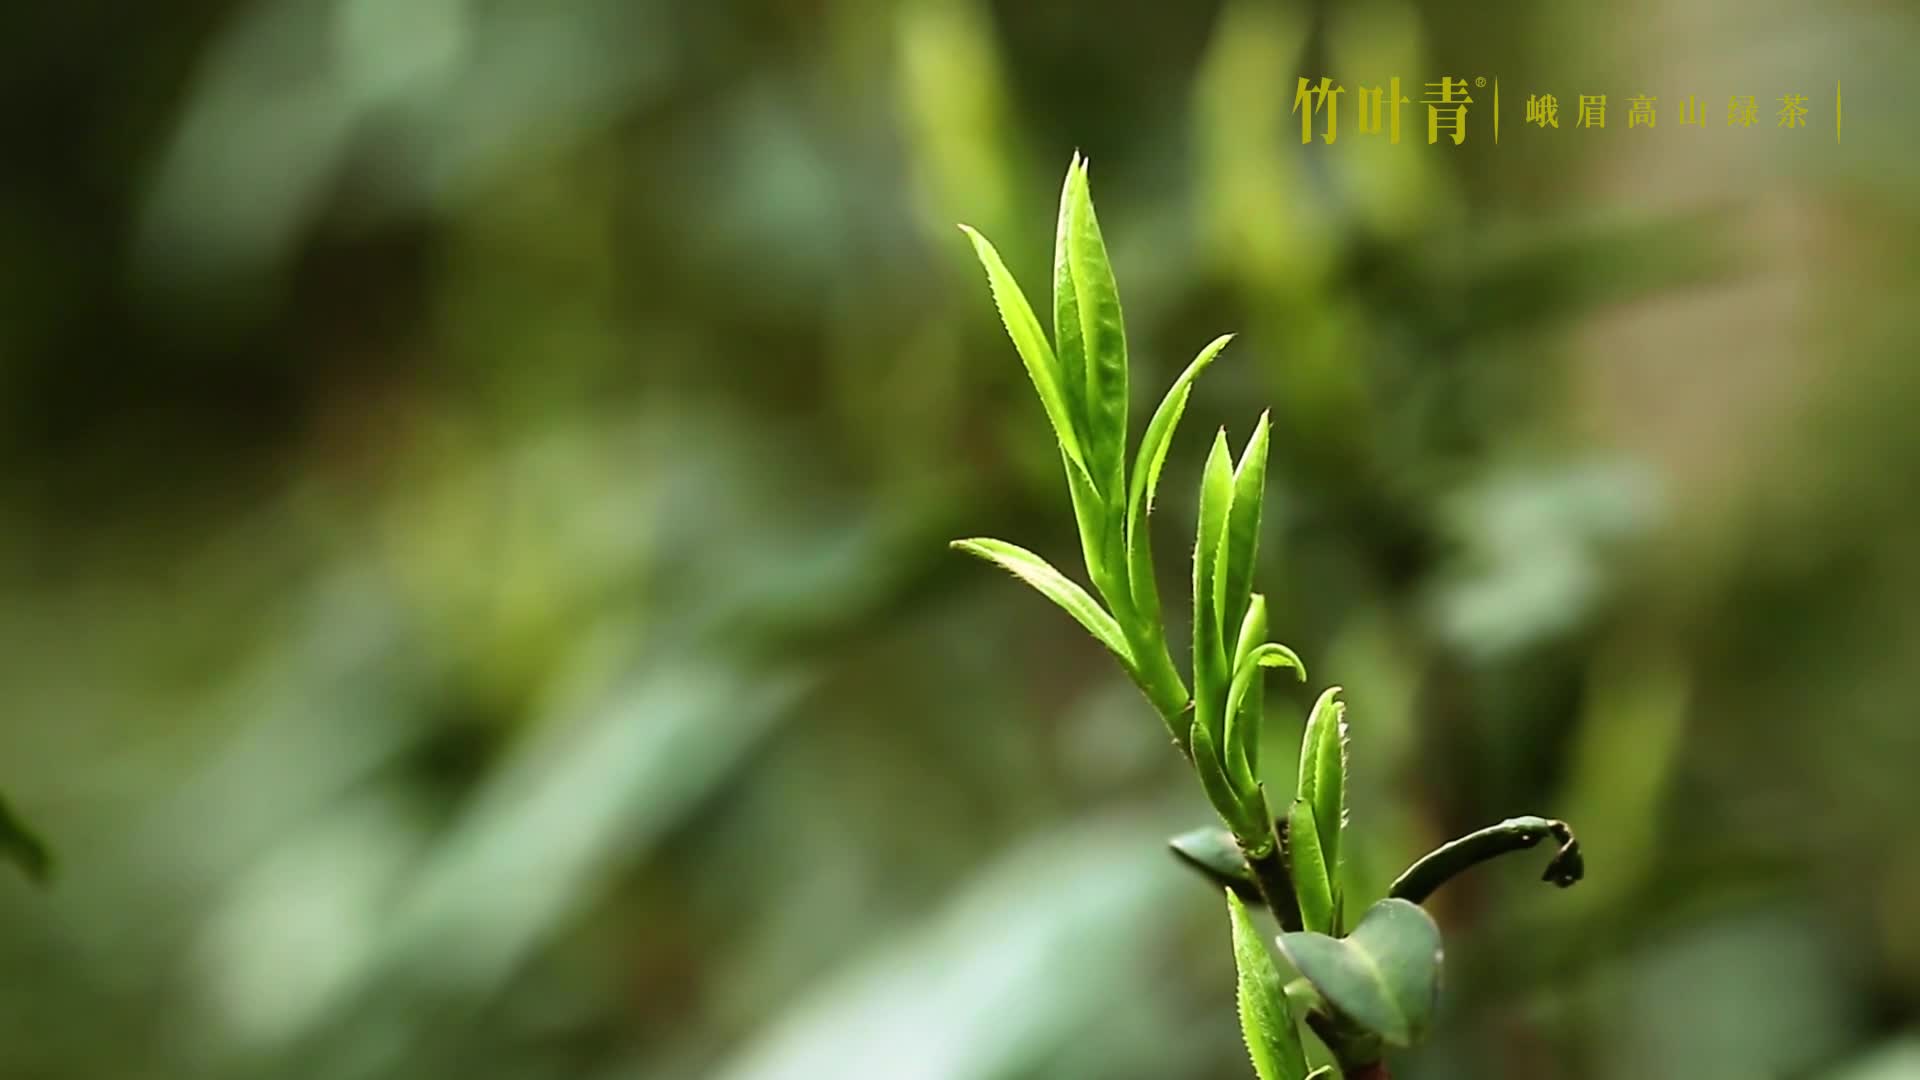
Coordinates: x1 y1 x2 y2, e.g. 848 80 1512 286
1387 816 1585 903
1170 826 1258 900
957 225 1095 487
1193 431 1235 748
1062 159 1128 506
0 792 52 883
951 539 1132 667
1296 686 1348 896
1217 414 1270 647
1126 333 1233 632
1228 890 1311 1080
1223 642 1306 792
1287 800 1333 933
1277 899 1443 1048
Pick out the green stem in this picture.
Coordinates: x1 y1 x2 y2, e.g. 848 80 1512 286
1131 641 1192 752
1387 816 1584 904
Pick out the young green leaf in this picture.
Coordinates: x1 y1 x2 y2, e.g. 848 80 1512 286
1193 431 1236 748
1276 898 1444 1048
1170 826 1259 900
951 538 1132 667
1064 456 1119 604
1228 890 1312 1080
1296 686 1349 892
1192 717 1262 842
1125 333 1234 633
1051 154 1089 452
1062 159 1128 507
0 792 52 883
1217 413 1271 646
1231 594 1270 672
957 225 1094 487
1231 595 1268 775
1287 799 1334 934
1223 641 1306 792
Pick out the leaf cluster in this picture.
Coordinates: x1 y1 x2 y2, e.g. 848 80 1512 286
953 158 1585 1078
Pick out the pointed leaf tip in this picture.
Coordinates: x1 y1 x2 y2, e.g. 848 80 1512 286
1062 156 1128 509
957 223 1096 488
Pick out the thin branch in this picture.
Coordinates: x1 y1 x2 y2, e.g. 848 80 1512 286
1243 814 1303 932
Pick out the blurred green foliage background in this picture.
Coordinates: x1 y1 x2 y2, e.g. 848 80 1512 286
3 1 1917 1077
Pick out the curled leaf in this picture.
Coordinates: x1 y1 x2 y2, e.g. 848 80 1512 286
1223 641 1306 792
1387 816 1585 904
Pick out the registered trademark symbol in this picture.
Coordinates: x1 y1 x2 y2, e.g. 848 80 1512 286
1475 76 1488 87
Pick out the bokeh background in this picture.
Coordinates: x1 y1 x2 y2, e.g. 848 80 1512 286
3 1 1917 1077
